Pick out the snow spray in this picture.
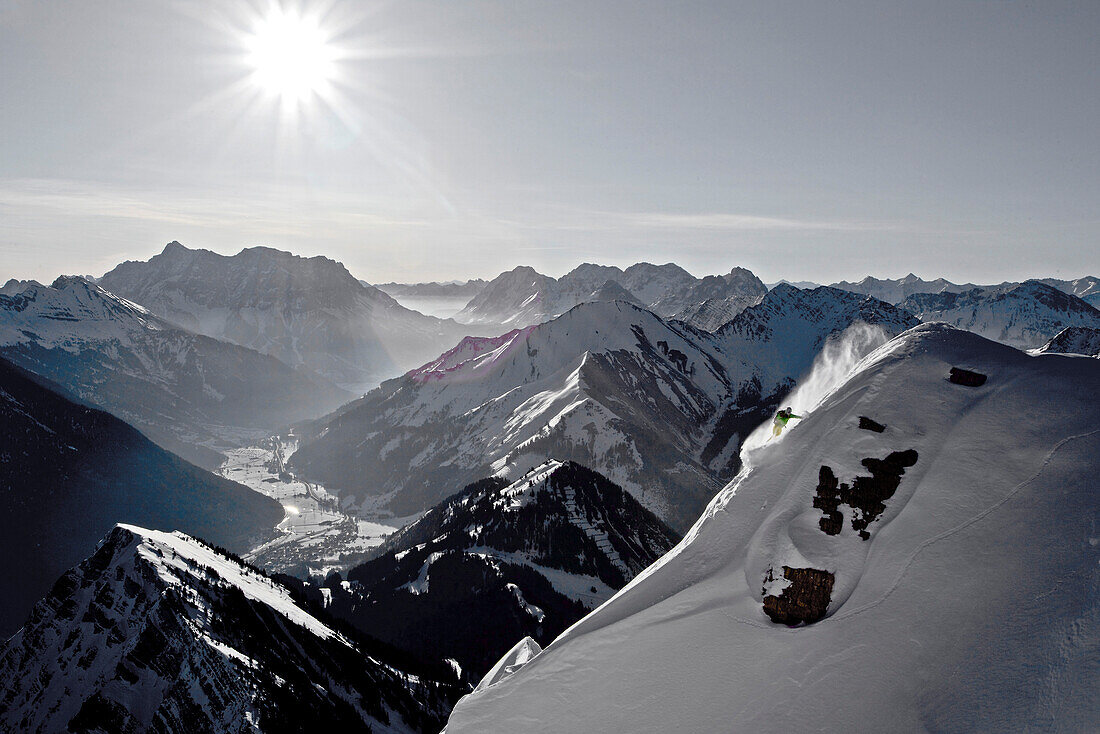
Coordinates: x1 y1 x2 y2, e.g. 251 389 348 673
739 322 892 457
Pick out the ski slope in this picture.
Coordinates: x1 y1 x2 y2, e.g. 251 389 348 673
445 324 1100 733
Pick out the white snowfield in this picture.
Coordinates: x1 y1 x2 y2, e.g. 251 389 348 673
444 323 1100 733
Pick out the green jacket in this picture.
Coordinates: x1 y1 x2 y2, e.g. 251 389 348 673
774 412 802 425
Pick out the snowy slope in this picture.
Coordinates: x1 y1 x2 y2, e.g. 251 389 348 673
0 356 282 636
291 292 916 532
444 324 1100 733
100 242 483 392
900 280 1100 349
0 525 458 733
1034 325 1100 357
0 276 350 467
313 461 678 679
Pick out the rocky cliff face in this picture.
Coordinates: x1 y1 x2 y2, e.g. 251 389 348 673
0 525 459 734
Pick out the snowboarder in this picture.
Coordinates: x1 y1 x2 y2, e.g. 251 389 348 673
771 407 802 437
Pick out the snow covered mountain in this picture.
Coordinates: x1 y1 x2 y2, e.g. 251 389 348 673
311 461 679 681
711 284 919 394
100 242 482 392
454 262 762 328
291 300 738 531
1035 325 1100 357
444 324 1100 733
899 280 1100 349
657 267 767 325
0 356 283 636
0 276 350 468
0 525 459 733
290 290 917 531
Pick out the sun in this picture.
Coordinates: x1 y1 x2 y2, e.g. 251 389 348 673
244 8 336 103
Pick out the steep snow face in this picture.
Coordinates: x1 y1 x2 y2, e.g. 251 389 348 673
0 276 350 467
316 461 679 679
291 301 735 530
444 324 1100 733
0 356 282 636
1034 325 1100 357
900 280 1100 349
100 242 481 392
0 525 458 734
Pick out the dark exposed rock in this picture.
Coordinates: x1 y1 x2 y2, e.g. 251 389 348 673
858 416 886 432
762 566 835 625
813 449 919 540
949 367 988 387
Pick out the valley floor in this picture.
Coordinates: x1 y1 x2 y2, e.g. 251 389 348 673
219 442 397 576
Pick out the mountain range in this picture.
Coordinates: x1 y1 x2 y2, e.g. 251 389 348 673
100 242 485 393
453 262 767 329
898 280 1100 349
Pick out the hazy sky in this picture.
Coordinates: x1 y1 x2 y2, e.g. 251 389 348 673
2 0 1097 286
